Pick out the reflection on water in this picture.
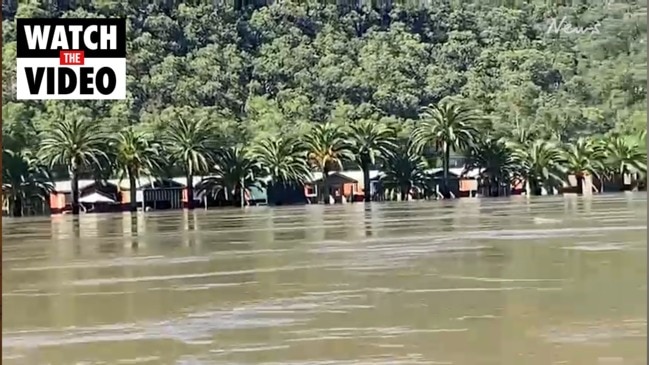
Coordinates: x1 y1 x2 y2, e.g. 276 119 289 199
2 194 647 365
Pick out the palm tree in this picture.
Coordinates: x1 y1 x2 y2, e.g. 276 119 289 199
562 137 605 194
411 100 479 197
464 137 517 197
512 139 566 196
248 136 311 186
347 120 397 202
110 128 162 211
198 145 263 207
380 140 429 201
38 118 109 215
3 144 53 216
160 116 216 210
303 123 353 204
600 133 647 189
248 136 311 204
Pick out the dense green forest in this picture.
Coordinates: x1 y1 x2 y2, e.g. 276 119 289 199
2 0 647 215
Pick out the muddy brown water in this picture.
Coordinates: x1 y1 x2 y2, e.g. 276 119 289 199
2 194 646 365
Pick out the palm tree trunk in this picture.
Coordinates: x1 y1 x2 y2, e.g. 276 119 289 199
186 173 194 210
576 173 584 195
128 170 137 212
443 143 450 198
322 167 329 204
490 178 498 197
70 165 80 215
12 196 22 217
362 164 371 202
501 176 511 196
268 179 274 205
239 177 245 208
400 183 411 201
529 180 542 196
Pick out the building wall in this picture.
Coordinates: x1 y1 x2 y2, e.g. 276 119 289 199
342 182 359 196
459 179 478 192
142 188 184 209
49 193 67 214
121 190 131 204
268 183 306 205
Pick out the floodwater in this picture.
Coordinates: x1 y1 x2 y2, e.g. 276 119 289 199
2 194 646 365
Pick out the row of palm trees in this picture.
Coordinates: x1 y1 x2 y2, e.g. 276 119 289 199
3 100 647 216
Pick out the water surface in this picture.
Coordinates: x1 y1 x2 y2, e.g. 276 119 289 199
3 194 647 364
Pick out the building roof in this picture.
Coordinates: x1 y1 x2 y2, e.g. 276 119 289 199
307 170 380 185
53 179 118 193
427 167 482 178
169 176 208 188
79 192 118 204
305 172 323 183
337 170 381 185
53 175 272 193
461 167 482 179
51 167 482 194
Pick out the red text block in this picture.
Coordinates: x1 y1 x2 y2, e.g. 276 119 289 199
59 50 85 65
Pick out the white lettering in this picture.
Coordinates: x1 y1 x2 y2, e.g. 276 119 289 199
67 25 83 49
50 26 69 49
591 22 601 34
546 16 567 34
84 25 98 50
23 25 50 50
100 25 118 50
546 16 600 36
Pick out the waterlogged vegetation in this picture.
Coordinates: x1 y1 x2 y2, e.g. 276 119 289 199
2 1 647 216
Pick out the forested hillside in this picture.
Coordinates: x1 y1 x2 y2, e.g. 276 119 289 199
2 0 647 214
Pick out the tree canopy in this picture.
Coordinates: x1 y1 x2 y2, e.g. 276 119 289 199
4 1 646 143
1 0 647 213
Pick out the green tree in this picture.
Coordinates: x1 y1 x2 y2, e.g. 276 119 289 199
464 137 517 197
411 100 480 197
248 136 310 186
2 140 53 216
512 140 566 196
380 140 429 201
304 123 352 204
159 115 216 210
110 128 162 211
562 137 605 194
347 120 397 202
601 133 647 185
1 1 647 211
199 145 263 207
38 118 108 215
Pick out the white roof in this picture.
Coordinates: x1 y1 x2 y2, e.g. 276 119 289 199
171 176 206 188
336 170 381 185
108 177 155 190
460 167 482 179
306 170 380 184
51 167 482 194
53 177 208 192
53 179 102 193
305 172 323 183
426 167 482 178
79 192 117 204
